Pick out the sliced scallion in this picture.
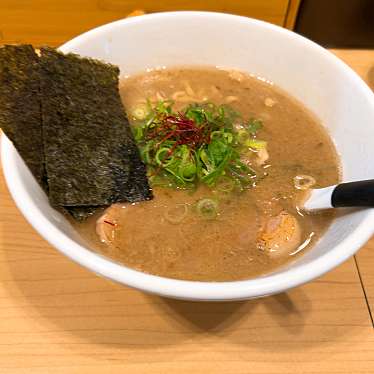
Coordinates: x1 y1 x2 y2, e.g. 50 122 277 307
196 198 219 220
215 176 235 193
132 100 266 191
155 147 174 167
131 103 150 121
245 139 267 150
164 204 188 224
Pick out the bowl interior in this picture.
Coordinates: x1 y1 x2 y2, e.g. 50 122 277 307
2 12 374 300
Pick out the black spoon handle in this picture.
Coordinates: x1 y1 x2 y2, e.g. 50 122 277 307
332 179 374 208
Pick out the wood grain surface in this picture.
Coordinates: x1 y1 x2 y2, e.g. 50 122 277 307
0 0 293 47
331 49 374 325
0 20 373 374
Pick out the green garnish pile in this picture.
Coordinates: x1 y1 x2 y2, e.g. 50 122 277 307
131 100 267 190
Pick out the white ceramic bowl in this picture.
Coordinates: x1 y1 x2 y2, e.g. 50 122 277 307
2 12 374 301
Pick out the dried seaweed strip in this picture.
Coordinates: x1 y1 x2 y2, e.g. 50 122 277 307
0 45 47 189
122 140 153 202
66 206 104 221
39 47 152 207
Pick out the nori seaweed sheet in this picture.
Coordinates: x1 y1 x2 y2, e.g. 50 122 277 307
0 45 47 190
39 47 152 208
0 45 152 221
66 205 103 221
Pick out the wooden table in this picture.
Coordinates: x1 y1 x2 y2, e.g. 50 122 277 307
0 46 374 373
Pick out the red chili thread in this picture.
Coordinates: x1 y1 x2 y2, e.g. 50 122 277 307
104 220 116 227
147 113 211 149
146 113 212 178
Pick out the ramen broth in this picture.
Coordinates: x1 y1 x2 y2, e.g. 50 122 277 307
74 67 340 281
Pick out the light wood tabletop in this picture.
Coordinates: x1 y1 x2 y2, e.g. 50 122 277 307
0 29 374 374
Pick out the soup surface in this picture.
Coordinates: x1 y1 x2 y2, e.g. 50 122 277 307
74 67 340 281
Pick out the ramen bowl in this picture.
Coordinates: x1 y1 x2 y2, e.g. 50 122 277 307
2 11 374 301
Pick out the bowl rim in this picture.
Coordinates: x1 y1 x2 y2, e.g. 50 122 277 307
2 11 374 301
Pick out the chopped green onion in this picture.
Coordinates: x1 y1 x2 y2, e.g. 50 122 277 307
132 100 267 191
293 174 316 190
237 129 248 143
155 147 174 167
180 163 196 182
185 107 206 124
132 126 144 142
196 198 219 220
245 139 267 150
215 176 235 193
131 103 150 120
247 119 263 135
178 145 197 182
211 131 233 144
155 99 174 114
164 204 188 224
140 142 152 164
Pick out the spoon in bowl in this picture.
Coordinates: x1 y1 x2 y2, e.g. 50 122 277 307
301 179 374 212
